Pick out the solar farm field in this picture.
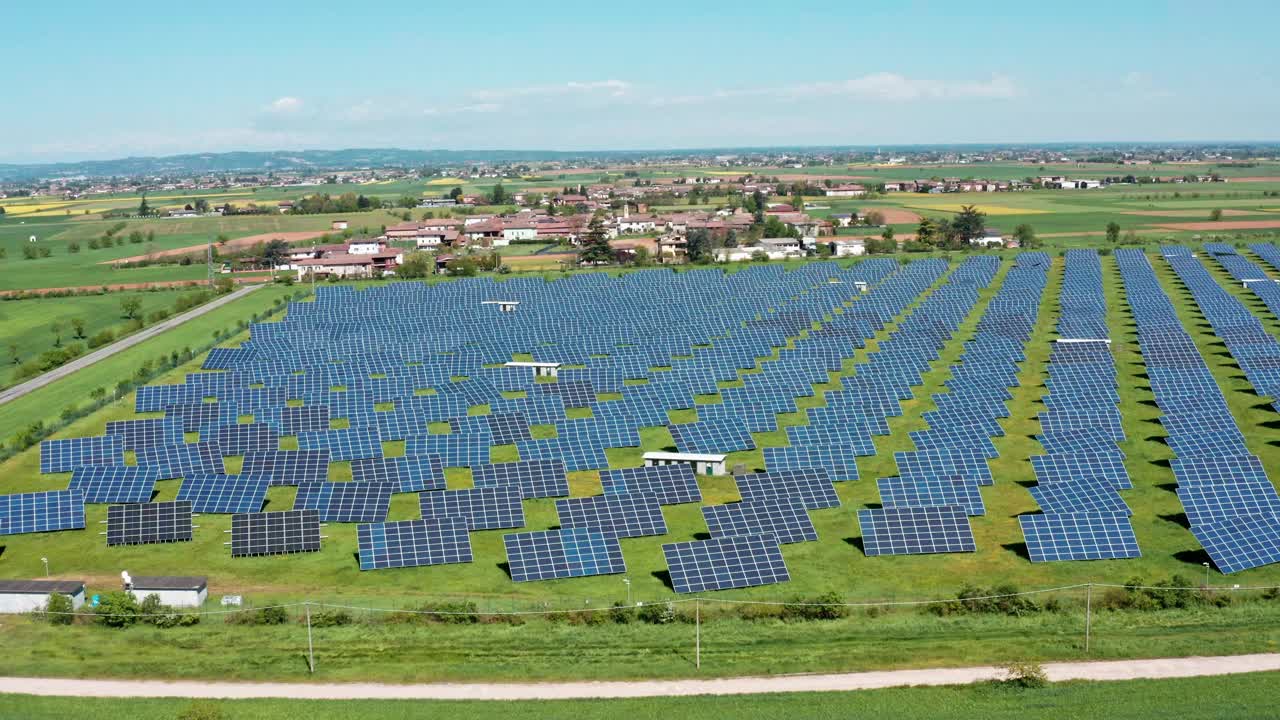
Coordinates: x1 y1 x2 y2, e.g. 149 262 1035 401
6 249 1280 611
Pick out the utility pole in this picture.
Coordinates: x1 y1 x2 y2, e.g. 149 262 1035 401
1084 584 1092 654
207 243 213 288
695 598 701 670
305 602 315 673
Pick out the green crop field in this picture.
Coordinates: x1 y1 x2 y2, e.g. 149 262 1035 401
3 672 1279 720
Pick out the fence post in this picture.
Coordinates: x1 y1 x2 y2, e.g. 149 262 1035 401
306 601 315 673
695 598 701 670
1084 584 1092 654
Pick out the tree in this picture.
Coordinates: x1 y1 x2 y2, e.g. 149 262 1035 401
50 321 64 348
1105 222 1122 244
397 195 419 209
489 183 509 205
1209 208 1223 221
70 317 86 339
262 239 290 268
1013 223 1039 249
916 217 939 247
864 210 886 227
94 591 140 628
686 228 711 263
397 251 434 279
724 229 739 248
119 296 141 321
44 592 74 626
137 196 151 217
8 343 20 364
578 215 614 265
193 198 209 213
881 226 896 246
952 205 987 244
448 186 463 200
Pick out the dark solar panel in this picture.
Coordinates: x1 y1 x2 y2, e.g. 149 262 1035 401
471 459 569 499
735 468 839 510
68 466 159 504
1019 513 1142 562
419 486 525 530
106 501 193 546
241 449 331 486
599 464 702 505
662 533 789 593
350 455 446 493
702 496 817 544
556 493 667 538
229 510 322 557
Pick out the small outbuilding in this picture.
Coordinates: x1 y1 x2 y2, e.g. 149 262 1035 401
505 360 561 378
0 579 86 614
481 300 521 313
126 576 208 608
643 451 727 477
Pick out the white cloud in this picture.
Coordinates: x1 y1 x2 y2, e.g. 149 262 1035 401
266 96 304 113
651 73 1019 106
469 79 631 101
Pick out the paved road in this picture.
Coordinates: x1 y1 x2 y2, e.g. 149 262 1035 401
1 653 1277 700
0 284 264 407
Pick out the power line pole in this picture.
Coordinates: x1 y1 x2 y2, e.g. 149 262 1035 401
695 598 701 670
207 242 214 288
1084 584 1092 654
305 602 315 673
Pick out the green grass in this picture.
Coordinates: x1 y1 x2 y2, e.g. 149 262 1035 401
0 289 214 389
2 671 1280 720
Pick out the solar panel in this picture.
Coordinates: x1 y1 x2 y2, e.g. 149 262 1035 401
135 442 225 479
105 418 184 451
515 437 608 472
241 449 331 486
265 405 331 435
1191 513 1280 574
357 516 473 570
858 506 976 556
167 402 239 433
877 477 985 516
1177 481 1280 527
702 496 817 544
556 493 667 537
1019 513 1142 562
503 527 626 582
106 501 193 546
669 418 755 454
294 482 395 522
1030 450 1132 490
68 466 159 504
538 380 596 407
419 486 525 530
176 474 268 514
230 510 322 557
1035 429 1120 456
1028 477 1132 516
298 427 383 462
471 459 569 499
599 464 702 505
735 468 839 510
350 455 446 493
894 447 993 486
40 436 123 474
662 533 790 593
405 434 491 468
483 413 533 445
0 490 86 535
1171 454 1269 485
203 423 279 456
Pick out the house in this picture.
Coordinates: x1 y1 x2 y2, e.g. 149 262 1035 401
714 237 804 262
825 238 867 257
166 206 200 218
501 220 538 243
347 239 383 255
414 228 460 248
0 579 86 614
823 184 866 197
617 214 659 234
973 228 1007 247
277 201 294 213
882 181 919 193
418 197 457 208
331 219 349 231
296 245 404 279
126 576 207 608
830 213 855 228
643 451 727 477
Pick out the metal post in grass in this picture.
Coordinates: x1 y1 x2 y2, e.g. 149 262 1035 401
695 598 701 670
1084 584 1093 654
305 601 315 674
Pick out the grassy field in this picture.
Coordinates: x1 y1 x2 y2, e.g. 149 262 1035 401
0 289 218 389
3 672 1280 720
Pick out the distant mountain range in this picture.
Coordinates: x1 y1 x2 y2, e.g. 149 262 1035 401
1 143 1273 183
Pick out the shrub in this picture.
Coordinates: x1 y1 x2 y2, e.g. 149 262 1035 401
177 700 226 720
999 661 1049 689
608 602 634 624
239 606 289 625
44 592 75 625
309 609 353 628
94 591 141 628
636 602 677 624
782 591 849 621
87 329 114 348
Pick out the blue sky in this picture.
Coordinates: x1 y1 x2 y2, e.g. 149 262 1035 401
3 0 1277 162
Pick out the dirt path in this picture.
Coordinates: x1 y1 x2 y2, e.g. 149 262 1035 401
0 284 264 407
104 231 329 265
1 653 1276 700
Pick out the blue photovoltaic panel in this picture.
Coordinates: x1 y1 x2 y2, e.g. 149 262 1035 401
515 437 608 472
504 527 626 582
167 402 239 433
205 423 279 455
298 427 383 461
230 510 322 557
471 459 569 499
68 466 159 504
265 405 331 435
784 425 877 457
556 493 667 538
877 477 986 516
1191 513 1280 574
40 436 123 474
702 496 817 544
357 516 474 570
106 500 193 546
135 442 225 479
1028 476 1132 516
105 418 184 451
669 419 755 454
858 506 976 556
1171 454 1269 485
538 380 596 408
419 486 525 530
735 468 839 510
405 434 491 468
662 533 789 593
1177 481 1280 527
483 413 533 445
294 482 395 522
1030 450 1132 490
894 447 993 486
1035 429 1121 456
0 490 86 535
763 445 860 482
241 449 331 486
1019 513 1142 562
599 464 702 505
350 455 446 493
176 474 269 514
